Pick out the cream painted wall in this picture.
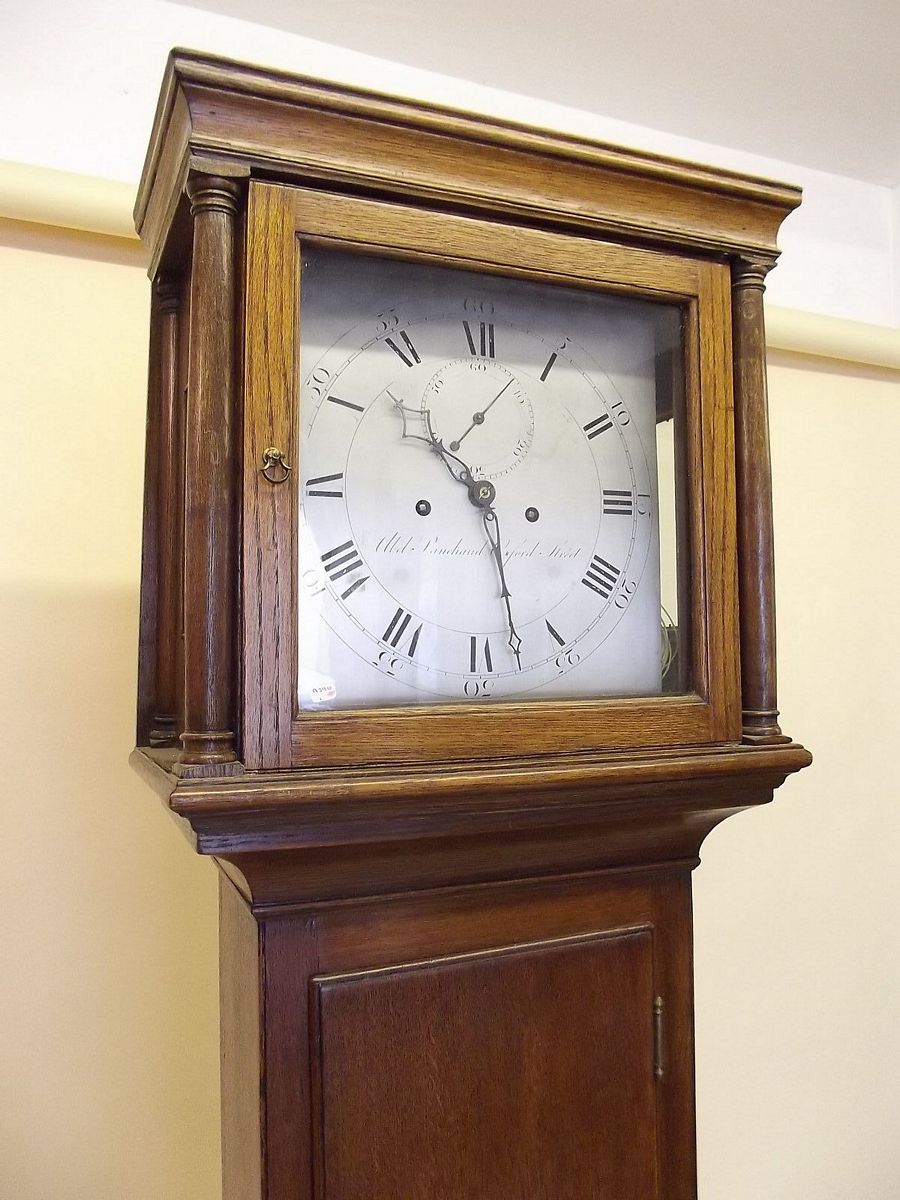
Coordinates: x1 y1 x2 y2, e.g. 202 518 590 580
1 218 898 1198
0 221 219 1200
694 355 900 1199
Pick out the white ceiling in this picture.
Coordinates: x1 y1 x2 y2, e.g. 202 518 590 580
172 0 900 187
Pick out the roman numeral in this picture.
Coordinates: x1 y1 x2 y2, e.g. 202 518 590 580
305 471 343 498
339 576 368 600
603 489 634 516
583 413 613 439
320 540 368 599
382 607 423 658
582 555 620 599
540 351 558 382
469 635 494 673
326 395 364 413
385 330 420 367
463 320 495 358
545 619 566 648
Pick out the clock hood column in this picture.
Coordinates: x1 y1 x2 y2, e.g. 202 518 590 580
732 255 790 745
148 273 183 747
177 170 243 773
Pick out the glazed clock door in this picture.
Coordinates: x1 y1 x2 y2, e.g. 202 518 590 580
240 181 742 770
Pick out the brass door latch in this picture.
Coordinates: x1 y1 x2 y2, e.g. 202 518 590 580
260 447 292 484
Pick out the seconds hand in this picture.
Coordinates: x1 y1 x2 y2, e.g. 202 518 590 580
449 377 513 451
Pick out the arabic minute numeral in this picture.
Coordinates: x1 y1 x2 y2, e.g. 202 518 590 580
463 297 495 315
301 568 325 597
373 650 404 677
375 308 400 334
610 397 631 426
614 580 637 610
464 678 493 698
555 649 581 672
308 365 331 399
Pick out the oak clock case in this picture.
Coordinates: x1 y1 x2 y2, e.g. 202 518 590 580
132 50 811 1200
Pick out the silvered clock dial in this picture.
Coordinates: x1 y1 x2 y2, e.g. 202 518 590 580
297 248 673 709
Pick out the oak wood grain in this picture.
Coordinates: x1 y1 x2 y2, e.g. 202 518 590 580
732 256 788 742
178 172 242 769
156 742 810 909
232 188 748 768
311 929 658 1199
232 867 698 1199
241 184 298 769
290 186 702 298
135 51 801 276
697 260 742 741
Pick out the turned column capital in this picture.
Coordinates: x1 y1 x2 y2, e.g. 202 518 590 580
731 254 777 290
186 172 243 217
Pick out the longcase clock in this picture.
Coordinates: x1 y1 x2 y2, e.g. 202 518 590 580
131 50 811 1200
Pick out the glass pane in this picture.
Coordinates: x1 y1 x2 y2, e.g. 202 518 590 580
654 308 691 693
296 246 691 710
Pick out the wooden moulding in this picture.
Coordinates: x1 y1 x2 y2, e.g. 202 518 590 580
131 740 812 908
134 50 801 278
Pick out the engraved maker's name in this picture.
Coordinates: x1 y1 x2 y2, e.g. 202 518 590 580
374 533 583 560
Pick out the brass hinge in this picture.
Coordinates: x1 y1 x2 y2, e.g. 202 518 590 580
653 995 664 1080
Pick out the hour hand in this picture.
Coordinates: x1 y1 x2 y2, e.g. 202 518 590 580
388 390 472 486
387 389 433 446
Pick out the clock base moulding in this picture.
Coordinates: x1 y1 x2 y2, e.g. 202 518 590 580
131 741 811 907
